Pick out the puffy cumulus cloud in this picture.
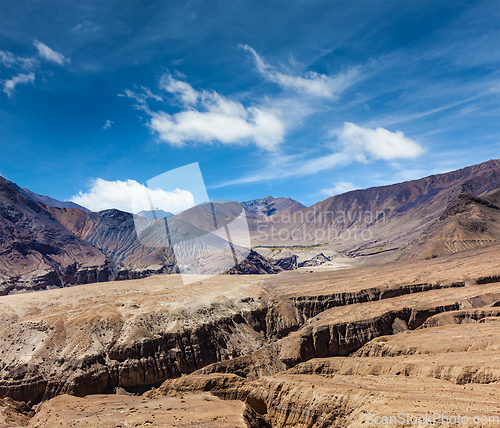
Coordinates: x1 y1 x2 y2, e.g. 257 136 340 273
34 40 70 66
338 122 425 160
71 178 195 213
144 75 284 151
240 45 358 99
2 72 35 98
321 181 357 197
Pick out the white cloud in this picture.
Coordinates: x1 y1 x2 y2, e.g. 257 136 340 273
73 20 101 33
103 119 113 129
240 44 358 99
0 51 37 70
2 72 35 98
337 122 425 160
119 87 162 114
321 181 357 197
215 123 424 187
34 41 70 66
160 74 198 106
71 178 195 213
124 75 285 151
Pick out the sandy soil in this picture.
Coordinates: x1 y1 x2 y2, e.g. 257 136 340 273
28 393 247 427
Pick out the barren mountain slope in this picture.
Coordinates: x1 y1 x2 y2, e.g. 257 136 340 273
20 187 90 212
50 206 276 279
393 188 500 262
0 177 112 295
250 159 500 251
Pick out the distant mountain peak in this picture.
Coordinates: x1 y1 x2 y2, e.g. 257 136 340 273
136 208 174 220
242 196 306 217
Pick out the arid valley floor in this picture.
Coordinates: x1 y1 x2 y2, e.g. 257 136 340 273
1 244 500 427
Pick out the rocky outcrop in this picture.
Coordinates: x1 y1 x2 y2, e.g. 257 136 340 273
0 397 34 428
264 281 466 339
298 253 330 267
272 256 298 271
225 250 278 274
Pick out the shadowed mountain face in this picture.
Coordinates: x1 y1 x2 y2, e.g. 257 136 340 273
48 208 177 270
0 177 112 295
250 159 500 251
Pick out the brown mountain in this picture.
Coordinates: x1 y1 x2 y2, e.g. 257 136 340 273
20 188 90 212
393 188 500 262
250 159 500 252
0 177 112 295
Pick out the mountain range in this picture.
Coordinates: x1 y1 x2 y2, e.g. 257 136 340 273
1 159 499 295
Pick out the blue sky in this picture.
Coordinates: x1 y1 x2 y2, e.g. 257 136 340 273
0 0 499 211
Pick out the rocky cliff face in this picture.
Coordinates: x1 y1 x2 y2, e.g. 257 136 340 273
0 275 270 404
150 306 500 427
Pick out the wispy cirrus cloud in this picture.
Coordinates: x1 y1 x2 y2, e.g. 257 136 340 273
2 73 35 99
160 74 198 106
1 41 69 99
123 74 285 151
103 119 113 129
240 44 359 99
0 51 38 70
34 40 70 66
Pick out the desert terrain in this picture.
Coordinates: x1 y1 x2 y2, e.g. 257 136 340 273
0 243 499 426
